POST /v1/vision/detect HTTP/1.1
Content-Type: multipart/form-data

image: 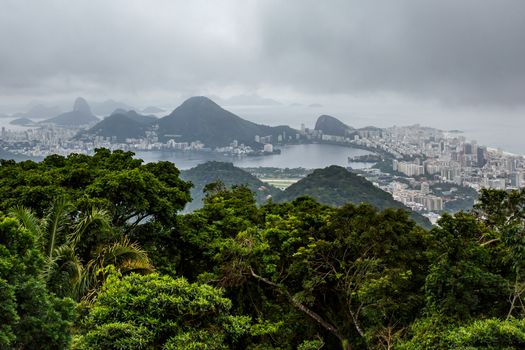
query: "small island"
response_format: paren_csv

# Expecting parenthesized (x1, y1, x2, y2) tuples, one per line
(9, 117, 35, 126)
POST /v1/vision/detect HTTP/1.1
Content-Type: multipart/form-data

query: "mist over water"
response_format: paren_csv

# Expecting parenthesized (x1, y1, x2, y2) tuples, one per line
(2, 102, 524, 156)
(226, 105, 525, 155)
(0, 117, 36, 132)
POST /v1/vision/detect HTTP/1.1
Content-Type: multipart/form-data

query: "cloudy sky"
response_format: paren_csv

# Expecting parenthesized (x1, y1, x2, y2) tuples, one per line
(1, 0, 525, 138)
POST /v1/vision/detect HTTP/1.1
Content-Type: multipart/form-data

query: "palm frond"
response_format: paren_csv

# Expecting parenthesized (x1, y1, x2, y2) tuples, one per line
(10, 206, 45, 248)
(44, 244, 84, 298)
(45, 197, 73, 258)
(117, 258, 155, 275)
(79, 237, 153, 302)
(99, 237, 153, 270)
(68, 207, 112, 248)
(77, 260, 99, 301)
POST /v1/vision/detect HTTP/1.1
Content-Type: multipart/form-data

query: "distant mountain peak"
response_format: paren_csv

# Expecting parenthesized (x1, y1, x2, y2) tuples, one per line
(185, 95, 213, 103)
(180, 96, 221, 108)
(169, 96, 227, 119)
(111, 108, 128, 116)
(318, 114, 336, 121)
(316, 114, 347, 125)
(73, 97, 92, 115)
(314, 115, 354, 137)
(41, 97, 98, 126)
(157, 96, 298, 147)
(91, 99, 134, 116)
(141, 106, 165, 114)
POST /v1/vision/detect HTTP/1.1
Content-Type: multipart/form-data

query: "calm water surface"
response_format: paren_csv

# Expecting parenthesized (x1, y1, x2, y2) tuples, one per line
(135, 143, 374, 170)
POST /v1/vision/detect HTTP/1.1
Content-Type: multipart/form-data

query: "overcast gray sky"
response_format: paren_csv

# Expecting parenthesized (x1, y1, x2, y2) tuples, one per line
(1, 0, 524, 113)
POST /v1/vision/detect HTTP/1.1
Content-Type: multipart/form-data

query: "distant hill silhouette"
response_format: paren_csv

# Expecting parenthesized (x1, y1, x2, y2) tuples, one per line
(217, 94, 282, 106)
(180, 161, 281, 212)
(91, 99, 134, 116)
(42, 97, 99, 126)
(141, 106, 165, 114)
(109, 109, 157, 124)
(79, 110, 156, 141)
(273, 165, 431, 228)
(156, 96, 297, 147)
(314, 115, 354, 136)
(12, 104, 62, 120)
(9, 117, 34, 126)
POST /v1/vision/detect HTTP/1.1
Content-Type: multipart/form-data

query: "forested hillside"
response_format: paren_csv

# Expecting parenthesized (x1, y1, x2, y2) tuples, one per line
(274, 165, 431, 228)
(180, 161, 281, 212)
(1, 149, 525, 349)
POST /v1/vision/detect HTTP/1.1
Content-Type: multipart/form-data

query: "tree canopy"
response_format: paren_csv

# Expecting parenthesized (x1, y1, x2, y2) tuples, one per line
(2, 150, 525, 349)
(0, 149, 191, 227)
(74, 269, 278, 350)
(0, 215, 75, 349)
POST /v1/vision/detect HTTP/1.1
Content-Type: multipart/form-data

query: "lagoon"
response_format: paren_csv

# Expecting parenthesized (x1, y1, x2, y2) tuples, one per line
(135, 143, 374, 170)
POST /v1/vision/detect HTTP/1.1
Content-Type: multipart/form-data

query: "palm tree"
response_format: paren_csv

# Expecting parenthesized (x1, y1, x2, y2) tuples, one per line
(11, 199, 153, 301)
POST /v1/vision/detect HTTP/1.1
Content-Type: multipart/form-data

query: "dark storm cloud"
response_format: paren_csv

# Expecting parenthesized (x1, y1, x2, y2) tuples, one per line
(0, 0, 524, 106)
(255, 0, 525, 105)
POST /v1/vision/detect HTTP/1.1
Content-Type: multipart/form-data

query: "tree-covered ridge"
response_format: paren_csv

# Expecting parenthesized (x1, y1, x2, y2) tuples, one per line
(180, 161, 281, 212)
(2, 150, 525, 349)
(274, 165, 431, 228)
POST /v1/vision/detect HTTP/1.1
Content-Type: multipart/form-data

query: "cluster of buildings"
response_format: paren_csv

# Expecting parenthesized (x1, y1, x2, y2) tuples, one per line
(0, 124, 283, 158)
(313, 124, 525, 215)
(325, 124, 525, 192)
(374, 126, 525, 192)
(384, 181, 443, 212)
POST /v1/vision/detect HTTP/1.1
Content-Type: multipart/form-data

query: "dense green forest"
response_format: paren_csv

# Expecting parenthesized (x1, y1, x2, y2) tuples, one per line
(1, 149, 525, 349)
(273, 166, 431, 228)
(180, 161, 281, 212)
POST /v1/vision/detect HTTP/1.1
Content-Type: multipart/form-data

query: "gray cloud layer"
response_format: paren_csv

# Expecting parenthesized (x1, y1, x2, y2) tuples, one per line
(1, 0, 524, 106)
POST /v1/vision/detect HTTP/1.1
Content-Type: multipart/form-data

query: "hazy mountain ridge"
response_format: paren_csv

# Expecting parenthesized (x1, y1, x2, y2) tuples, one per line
(78, 110, 156, 141)
(156, 96, 298, 147)
(76, 96, 298, 147)
(42, 97, 99, 126)
(141, 106, 165, 114)
(109, 109, 157, 124)
(11, 104, 63, 120)
(91, 99, 135, 116)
